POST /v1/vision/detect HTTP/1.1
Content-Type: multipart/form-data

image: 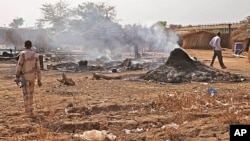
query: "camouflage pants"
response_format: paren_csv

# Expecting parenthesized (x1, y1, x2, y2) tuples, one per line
(22, 80, 35, 114)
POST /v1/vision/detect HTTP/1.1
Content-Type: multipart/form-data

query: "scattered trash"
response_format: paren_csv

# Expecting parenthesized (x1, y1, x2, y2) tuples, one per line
(182, 121, 188, 125)
(123, 129, 131, 134)
(123, 128, 145, 134)
(161, 123, 179, 129)
(72, 130, 116, 141)
(167, 93, 175, 97)
(134, 128, 144, 133)
(240, 78, 245, 81)
(128, 107, 138, 114)
(190, 105, 198, 109)
(150, 123, 157, 128)
(207, 87, 217, 97)
(216, 100, 229, 106)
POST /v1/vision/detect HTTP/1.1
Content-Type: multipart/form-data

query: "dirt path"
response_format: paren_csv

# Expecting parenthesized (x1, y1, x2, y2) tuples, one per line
(0, 49, 250, 141)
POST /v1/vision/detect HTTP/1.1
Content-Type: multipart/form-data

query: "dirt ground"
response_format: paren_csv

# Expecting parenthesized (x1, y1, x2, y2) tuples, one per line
(0, 49, 250, 141)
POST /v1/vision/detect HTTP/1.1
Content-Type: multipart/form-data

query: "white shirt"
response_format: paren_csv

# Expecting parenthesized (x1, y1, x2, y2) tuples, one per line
(209, 36, 222, 51)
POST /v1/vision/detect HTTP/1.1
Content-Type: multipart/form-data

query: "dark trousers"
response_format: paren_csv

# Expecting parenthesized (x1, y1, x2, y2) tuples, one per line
(210, 50, 225, 67)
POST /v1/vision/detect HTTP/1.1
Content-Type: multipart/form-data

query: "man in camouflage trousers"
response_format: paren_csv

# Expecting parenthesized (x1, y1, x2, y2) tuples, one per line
(15, 40, 42, 115)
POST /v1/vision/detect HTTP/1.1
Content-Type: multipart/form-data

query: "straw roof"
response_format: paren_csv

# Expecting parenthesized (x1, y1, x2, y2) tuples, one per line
(181, 30, 215, 49)
(182, 30, 215, 38)
(232, 20, 250, 41)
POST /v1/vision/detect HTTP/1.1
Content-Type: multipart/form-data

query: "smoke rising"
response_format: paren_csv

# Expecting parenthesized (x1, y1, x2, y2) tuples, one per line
(51, 21, 181, 63)
(2, 2, 181, 63)
(2, 22, 180, 64)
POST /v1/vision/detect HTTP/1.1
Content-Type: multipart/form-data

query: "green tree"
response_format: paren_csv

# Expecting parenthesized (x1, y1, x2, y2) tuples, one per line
(158, 21, 167, 27)
(69, 2, 116, 31)
(38, 0, 70, 32)
(9, 17, 24, 28)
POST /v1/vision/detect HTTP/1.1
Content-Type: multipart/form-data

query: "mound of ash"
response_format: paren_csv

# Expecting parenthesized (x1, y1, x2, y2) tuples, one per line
(140, 48, 245, 83)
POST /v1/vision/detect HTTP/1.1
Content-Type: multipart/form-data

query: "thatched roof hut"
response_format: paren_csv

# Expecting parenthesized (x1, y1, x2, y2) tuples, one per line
(232, 20, 250, 51)
(181, 30, 229, 49)
(181, 30, 215, 49)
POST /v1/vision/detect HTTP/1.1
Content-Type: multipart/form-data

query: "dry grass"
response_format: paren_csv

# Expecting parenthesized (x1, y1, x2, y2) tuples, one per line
(153, 86, 250, 138)
(1, 49, 250, 140)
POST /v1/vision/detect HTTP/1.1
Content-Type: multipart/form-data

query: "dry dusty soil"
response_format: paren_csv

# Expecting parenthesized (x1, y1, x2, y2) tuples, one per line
(0, 49, 250, 141)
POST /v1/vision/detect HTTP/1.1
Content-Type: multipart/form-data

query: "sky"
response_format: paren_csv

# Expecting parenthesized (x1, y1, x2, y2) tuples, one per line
(0, 0, 249, 27)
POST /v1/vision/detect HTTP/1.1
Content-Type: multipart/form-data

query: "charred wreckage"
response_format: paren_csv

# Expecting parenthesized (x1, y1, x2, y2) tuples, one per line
(43, 47, 246, 84)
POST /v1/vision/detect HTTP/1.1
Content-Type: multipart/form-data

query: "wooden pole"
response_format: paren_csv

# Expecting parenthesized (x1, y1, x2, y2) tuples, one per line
(228, 24, 232, 49)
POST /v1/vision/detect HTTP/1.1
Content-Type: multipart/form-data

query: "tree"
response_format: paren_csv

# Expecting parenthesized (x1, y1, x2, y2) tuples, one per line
(69, 2, 116, 31)
(9, 17, 24, 28)
(245, 16, 250, 22)
(158, 21, 167, 27)
(35, 21, 44, 29)
(38, 0, 70, 32)
(37, 1, 116, 32)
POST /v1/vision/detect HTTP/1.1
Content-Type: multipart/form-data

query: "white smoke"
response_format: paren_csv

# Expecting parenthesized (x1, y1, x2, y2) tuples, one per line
(47, 18, 181, 63)
(50, 22, 181, 62)
(140, 24, 180, 53)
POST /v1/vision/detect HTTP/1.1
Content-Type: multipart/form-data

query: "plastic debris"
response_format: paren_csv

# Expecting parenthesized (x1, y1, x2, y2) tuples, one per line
(134, 128, 144, 133)
(207, 87, 217, 97)
(123, 129, 131, 134)
(72, 130, 116, 141)
(161, 123, 179, 129)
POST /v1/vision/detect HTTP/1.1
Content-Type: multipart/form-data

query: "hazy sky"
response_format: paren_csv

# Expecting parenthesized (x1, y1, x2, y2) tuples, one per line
(0, 0, 249, 27)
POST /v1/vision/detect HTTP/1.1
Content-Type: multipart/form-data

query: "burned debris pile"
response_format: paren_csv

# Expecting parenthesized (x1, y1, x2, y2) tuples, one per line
(140, 48, 246, 83)
(47, 57, 151, 72)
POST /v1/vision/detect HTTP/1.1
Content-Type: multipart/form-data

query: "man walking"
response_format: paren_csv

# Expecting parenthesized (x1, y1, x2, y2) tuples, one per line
(209, 32, 227, 69)
(15, 40, 42, 115)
